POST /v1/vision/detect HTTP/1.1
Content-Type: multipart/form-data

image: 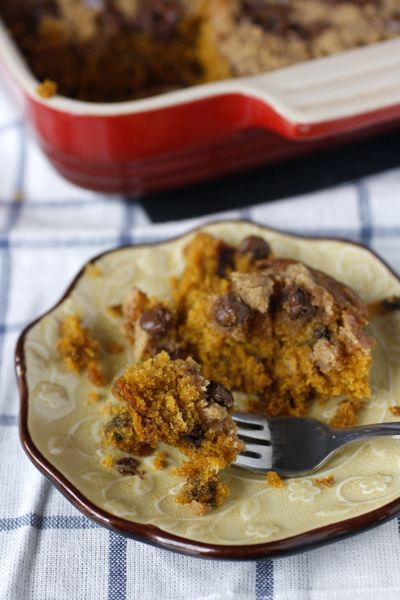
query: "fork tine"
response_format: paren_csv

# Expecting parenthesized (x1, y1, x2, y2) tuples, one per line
(233, 411, 272, 442)
(234, 444, 273, 473)
(235, 425, 271, 442)
(233, 411, 268, 427)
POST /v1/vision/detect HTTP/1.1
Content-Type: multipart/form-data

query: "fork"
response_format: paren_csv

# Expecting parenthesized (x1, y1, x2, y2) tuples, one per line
(232, 411, 400, 478)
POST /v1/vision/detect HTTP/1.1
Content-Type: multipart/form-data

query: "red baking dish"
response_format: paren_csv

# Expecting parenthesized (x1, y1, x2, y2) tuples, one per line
(1, 15, 400, 194)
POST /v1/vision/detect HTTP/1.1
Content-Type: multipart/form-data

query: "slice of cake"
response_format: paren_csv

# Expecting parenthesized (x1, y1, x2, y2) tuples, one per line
(122, 232, 376, 417)
(106, 350, 245, 515)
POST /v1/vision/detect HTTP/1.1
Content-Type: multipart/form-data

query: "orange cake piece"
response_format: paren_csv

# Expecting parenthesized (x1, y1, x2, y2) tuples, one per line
(328, 398, 366, 428)
(57, 313, 106, 386)
(102, 405, 153, 457)
(108, 351, 245, 515)
(122, 232, 376, 417)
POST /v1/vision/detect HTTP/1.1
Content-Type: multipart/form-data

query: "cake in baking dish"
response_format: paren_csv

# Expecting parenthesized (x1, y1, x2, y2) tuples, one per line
(122, 232, 376, 417)
(1, 0, 400, 102)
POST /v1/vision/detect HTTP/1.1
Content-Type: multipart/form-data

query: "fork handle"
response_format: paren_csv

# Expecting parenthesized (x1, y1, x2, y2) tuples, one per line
(330, 422, 400, 450)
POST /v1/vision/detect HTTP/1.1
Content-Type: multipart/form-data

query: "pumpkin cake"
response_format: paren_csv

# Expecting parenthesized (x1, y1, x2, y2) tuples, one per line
(105, 350, 245, 515)
(57, 230, 377, 514)
(2, 0, 400, 102)
(122, 232, 376, 417)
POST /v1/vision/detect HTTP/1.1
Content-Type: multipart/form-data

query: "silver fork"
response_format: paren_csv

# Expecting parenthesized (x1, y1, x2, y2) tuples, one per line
(232, 411, 400, 478)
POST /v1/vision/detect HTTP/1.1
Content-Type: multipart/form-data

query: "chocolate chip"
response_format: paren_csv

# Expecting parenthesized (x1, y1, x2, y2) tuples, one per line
(116, 457, 142, 476)
(217, 245, 235, 278)
(135, 0, 183, 41)
(313, 324, 331, 341)
(237, 236, 271, 261)
(214, 293, 252, 327)
(239, 0, 313, 40)
(187, 478, 218, 502)
(206, 380, 234, 410)
(103, 412, 132, 442)
(183, 424, 204, 448)
(382, 296, 400, 311)
(147, 338, 184, 360)
(139, 306, 173, 338)
(283, 285, 315, 319)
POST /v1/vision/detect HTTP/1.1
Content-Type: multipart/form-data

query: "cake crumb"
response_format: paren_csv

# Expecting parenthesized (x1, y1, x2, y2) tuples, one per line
(107, 305, 123, 319)
(315, 474, 335, 487)
(153, 451, 166, 471)
(85, 390, 100, 405)
(36, 79, 58, 98)
(107, 342, 124, 354)
(102, 406, 153, 456)
(267, 471, 285, 488)
(102, 401, 113, 416)
(389, 406, 400, 417)
(329, 399, 366, 428)
(153, 452, 165, 471)
(86, 360, 107, 387)
(57, 313, 106, 386)
(102, 453, 114, 467)
(85, 263, 103, 278)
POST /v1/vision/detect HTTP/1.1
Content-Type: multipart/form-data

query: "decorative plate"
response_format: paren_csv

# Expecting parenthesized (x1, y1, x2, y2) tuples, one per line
(16, 220, 400, 559)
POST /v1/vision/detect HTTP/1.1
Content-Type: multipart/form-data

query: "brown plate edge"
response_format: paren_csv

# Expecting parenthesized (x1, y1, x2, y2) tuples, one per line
(15, 219, 400, 560)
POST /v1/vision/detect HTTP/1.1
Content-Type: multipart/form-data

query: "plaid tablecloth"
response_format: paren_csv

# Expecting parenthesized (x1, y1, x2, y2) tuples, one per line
(2, 73, 400, 600)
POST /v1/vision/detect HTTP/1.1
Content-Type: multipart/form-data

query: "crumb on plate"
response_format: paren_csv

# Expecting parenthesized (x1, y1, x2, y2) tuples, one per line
(57, 313, 106, 386)
(102, 453, 114, 468)
(85, 263, 103, 278)
(267, 471, 285, 488)
(36, 79, 58, 98)
(315, 474, 335, 487)
(329, 398, 366, 428)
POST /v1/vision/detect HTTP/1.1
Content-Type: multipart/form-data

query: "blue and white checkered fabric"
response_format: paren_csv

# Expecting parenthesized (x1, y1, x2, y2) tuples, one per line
(2, 72, 400, 600)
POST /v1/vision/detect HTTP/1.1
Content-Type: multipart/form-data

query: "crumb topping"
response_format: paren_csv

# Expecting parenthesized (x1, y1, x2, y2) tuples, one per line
(315, 474, 335, 487)
(267, 471, 285, 488)
(329, 398, 366, 428)
(36, 79, 58, 98)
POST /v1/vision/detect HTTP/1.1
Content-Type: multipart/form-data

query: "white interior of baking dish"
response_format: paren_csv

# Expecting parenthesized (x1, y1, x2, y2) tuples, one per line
(1, 16, 400, 124)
